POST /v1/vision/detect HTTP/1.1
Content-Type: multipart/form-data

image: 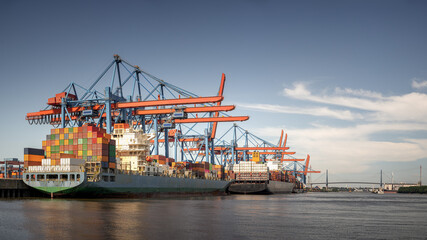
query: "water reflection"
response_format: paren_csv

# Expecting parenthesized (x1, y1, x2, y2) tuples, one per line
(1, 193, 425, 239)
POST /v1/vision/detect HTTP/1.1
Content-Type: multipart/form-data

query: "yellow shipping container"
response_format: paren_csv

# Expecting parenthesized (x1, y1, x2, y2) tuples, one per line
(73, 127, 79, 133)
(46, 152, 51, 158)
(69, 133, 73, 139)
(88, 132, 92, 138)
(88, 150, 92, 156)
(97, 138, 102, 144)
(60, 134, 64, 140)
(42, 141, 46, 147)
(78, 150, 82, 156)
(64, 139, 68, 145)
(24, 155, 29, 161)
(55, 129, 60, 134)
(47, 146, 51, 152)
(64, 128, 69, 133)
(55, 140, 59, 145)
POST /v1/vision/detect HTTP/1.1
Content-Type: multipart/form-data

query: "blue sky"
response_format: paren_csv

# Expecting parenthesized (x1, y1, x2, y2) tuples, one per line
(1, 0, 426, 184)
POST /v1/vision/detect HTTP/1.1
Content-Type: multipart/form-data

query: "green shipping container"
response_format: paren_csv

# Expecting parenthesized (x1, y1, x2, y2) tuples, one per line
(83, 138, 87, 144)
(59, 140, 64, 145)
(68, 127, 73, 133)
(78, 139, 83, 144)
(69, 139, 73, 145)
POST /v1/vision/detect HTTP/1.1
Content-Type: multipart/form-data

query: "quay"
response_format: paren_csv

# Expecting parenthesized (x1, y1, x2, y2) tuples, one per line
(0, 179, 43, 198)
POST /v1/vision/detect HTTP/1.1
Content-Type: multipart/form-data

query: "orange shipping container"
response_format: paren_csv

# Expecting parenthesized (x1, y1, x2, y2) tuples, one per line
(24, 154, 43, 162)
(60, 153, 76, 159)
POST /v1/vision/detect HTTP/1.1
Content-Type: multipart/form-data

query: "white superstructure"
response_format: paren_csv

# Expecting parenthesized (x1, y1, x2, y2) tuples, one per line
(112, 125, 154, 171)
(266, 160, 283, 171)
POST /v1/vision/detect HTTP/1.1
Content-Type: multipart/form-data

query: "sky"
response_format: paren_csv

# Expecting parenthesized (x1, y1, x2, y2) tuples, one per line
(1, 0, 426, 185)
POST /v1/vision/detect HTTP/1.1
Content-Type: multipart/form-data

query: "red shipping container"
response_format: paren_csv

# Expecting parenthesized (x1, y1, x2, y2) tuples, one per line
(88, 125, 99, 132)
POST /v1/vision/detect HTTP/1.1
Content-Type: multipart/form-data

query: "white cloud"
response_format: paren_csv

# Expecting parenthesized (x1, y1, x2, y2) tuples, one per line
(282, 82, 427, 123)
(334, 87, 383, 99)
(238, 81, 427, 179)
(412, 78, 427, 89)
(251, 123, 427, 174)
(238, 103, 362, 120)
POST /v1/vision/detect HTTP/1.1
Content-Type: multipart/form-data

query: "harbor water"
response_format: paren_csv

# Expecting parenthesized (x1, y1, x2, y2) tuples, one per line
(1, 192, 427, 239)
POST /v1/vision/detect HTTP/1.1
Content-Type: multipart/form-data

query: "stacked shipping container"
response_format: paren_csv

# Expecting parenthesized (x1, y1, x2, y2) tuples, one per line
(232, 161, 269, 181)
(269, 170, 285, 181)
(24, 124, 116, 171)
(24, 149, 44, 167)
(28, 158, 85, 172)
(168, 161, 225, 180)
(148, 155, 175, 165)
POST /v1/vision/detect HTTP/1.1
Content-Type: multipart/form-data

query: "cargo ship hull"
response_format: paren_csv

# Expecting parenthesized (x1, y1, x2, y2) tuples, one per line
(23, 172, 232, 198)
(228, 180, 295, 194)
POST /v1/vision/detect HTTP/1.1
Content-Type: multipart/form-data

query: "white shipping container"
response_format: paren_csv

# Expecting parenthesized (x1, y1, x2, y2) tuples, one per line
(60, 158, 85, 166)
(58, 165, 81, 172)
(42, 158, 52, 166)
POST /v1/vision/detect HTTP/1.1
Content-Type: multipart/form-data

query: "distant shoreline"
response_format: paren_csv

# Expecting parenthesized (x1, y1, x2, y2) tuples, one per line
(398, 186, 427, 194)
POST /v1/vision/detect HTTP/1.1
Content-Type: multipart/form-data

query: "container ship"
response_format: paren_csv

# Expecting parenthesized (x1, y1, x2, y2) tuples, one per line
(227, 161, 296, 194)
(22, 124, 231, 198)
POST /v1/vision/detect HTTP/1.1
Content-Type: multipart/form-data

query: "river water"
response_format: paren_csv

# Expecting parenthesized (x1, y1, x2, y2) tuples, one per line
(1, 192, 426, 240)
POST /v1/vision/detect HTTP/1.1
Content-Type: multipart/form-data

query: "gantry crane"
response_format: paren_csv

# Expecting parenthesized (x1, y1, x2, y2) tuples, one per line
(25, 55, 320, 184)
(26, 55, 248, 163)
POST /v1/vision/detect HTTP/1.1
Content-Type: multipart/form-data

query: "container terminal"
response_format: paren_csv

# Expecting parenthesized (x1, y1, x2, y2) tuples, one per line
(1, 55, 319, 198)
